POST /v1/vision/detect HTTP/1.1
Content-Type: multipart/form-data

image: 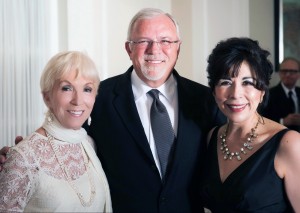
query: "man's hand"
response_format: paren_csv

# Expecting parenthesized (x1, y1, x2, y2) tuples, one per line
(0, 136, 23, 171)
(15, 136, 23, 144)
(0, 146, 10, 171)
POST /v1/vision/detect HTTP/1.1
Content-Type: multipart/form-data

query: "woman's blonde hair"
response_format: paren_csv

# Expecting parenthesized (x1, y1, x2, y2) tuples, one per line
(40, 51, 100, 94)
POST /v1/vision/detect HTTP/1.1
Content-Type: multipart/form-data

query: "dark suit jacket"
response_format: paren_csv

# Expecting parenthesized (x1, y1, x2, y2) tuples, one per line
(88, 66, 225, 213)
(263, 83, 300, 131)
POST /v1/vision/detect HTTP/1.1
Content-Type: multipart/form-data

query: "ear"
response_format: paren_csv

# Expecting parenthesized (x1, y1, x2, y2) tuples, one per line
(212, 88, 216, 97)
(177, 41, 181, 54)
(260, 91, 265, 103)
(125, 42, 133, 60)
(43, 92, 51, 108)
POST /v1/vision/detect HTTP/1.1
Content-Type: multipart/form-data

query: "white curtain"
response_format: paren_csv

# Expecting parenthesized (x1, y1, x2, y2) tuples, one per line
(0, 0, 58, 146)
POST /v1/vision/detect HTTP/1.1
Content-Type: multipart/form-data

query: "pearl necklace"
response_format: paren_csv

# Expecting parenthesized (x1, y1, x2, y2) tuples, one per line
(46, 132, 96, 207)
(220, 119, 260, 161)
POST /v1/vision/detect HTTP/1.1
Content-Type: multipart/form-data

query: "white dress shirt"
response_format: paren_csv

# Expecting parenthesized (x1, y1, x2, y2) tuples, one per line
(131, 70, 178, 177)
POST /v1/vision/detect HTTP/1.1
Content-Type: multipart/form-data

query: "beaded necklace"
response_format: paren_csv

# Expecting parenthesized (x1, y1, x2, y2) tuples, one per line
(220, 118, 260, 161)
(46, 132, 96, 207)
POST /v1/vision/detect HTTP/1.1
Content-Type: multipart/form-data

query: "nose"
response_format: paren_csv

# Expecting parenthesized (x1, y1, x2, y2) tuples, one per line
(229, 83, 241, 98)
(71, 91, 83, 106)
(146, 41, 161, 52)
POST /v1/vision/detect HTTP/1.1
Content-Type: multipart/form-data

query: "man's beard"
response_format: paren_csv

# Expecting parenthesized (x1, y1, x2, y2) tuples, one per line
(141, 65, 166, 81)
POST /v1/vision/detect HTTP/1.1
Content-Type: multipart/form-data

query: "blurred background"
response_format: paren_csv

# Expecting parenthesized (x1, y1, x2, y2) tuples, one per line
(1, 0, 298, 145)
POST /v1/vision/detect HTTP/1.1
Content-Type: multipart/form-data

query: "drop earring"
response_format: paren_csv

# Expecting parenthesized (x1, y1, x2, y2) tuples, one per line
(88, 116, 92, 126)
(46, 111, 53, 124)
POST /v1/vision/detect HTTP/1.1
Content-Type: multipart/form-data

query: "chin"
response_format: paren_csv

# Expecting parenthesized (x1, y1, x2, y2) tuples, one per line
(70, 126, 82, 130)
(145, 71, 165, 81)
(63, 122, 83, 130)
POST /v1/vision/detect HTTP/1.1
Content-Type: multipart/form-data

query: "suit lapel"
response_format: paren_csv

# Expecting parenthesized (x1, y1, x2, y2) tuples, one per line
(295, 87, 300, 108)
(165, 72, 203, 179)
(278, 84, 295, 114)
(113, 67, 155, 161)
(278, 84, 289, 103)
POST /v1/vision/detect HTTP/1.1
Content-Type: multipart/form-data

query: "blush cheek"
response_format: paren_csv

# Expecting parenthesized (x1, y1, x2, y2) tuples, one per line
(246, 91, 262, 111)
(214, 98, 226, 113)
(214, 92, 225, 105)
(247, 91, 261, 102)
(84, 97, 96, 115)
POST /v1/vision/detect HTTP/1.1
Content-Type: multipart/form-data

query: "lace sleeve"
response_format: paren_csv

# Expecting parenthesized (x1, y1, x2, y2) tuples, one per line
(0, 147, 39, 212)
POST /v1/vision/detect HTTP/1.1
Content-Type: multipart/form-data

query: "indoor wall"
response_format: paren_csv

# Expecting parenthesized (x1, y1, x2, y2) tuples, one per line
(1, 0, 276, 145)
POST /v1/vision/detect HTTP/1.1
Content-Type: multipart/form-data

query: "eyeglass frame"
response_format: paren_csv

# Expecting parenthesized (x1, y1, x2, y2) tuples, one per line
(279, 69, 300, 75)
(127, 39, 181, 49)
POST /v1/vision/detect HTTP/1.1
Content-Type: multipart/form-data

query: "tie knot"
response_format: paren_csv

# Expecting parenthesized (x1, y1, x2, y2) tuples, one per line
(288, 90, 293, 97)
(148, 89, 160, 100)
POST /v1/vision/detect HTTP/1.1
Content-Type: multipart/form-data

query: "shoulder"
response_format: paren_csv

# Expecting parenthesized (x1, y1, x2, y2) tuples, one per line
(4, 133, 43, 170)
(269, 84, 282, 93)
(174, 72, 213, 101)
(174, 71, 210, 91)
(275, 129, 300, 177)
(9, 132, 46, 161)
(12, 132, 42, 151)
(278, 130, 300, 152)
(99, 73, 126, 91)
(96, 69, 133, 102)
(207, 125, 224, 145)
(207, 127, 216, 145)
(260, 117, 294, 141)
(100, 67, 133, 89)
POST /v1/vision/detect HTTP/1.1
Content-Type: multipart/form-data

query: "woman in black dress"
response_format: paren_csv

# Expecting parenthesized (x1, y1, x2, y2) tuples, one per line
(199, 37, 300, 212)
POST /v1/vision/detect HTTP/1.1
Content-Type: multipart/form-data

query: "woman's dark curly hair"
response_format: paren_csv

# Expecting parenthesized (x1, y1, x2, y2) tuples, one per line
(206, 37, 273, 110)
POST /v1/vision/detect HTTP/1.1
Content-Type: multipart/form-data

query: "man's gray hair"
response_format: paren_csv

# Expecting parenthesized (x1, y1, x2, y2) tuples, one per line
(127, 8, 181, 40)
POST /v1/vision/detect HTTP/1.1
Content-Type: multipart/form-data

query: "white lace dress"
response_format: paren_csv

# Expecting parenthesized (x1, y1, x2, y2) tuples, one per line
(0, 132, 112, 212)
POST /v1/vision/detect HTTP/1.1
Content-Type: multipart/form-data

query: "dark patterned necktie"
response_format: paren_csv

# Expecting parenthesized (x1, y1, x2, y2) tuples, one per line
(288, 90, 295, 113)
(148, 89, 175, 178)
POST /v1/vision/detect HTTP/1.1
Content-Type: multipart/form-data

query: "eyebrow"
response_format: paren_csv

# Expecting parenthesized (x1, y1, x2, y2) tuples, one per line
(220, 76, 256, 81)
(59, 80, 95, 86)
(58, 80, 71, 85)
(242, 77, 256, 81)
(134, 36, 174, 40)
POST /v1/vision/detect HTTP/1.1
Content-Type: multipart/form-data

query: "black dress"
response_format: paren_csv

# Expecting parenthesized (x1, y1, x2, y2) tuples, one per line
(198, 127, 293, 213)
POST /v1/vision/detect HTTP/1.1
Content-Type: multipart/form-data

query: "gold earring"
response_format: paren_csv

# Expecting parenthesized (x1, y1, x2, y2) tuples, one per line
(260, 96, 264, 103)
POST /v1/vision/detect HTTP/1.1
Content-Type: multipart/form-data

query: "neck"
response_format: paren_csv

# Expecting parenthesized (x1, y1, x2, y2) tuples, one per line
(226, 116, 262, 138)
(42, 111, 87, 144)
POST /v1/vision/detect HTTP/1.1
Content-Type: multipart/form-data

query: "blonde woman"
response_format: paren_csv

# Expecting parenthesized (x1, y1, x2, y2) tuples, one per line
(0, 51, 112, 212)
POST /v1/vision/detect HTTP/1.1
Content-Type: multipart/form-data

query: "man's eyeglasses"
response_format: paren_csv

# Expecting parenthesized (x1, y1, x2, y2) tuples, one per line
(128, 40, 180, 49)
(279, 69, 300, 75)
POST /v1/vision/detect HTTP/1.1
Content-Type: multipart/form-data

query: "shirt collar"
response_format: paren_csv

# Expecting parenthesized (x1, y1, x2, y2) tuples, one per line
(131, 69, 177, 102)
(281, 82, 295, 95)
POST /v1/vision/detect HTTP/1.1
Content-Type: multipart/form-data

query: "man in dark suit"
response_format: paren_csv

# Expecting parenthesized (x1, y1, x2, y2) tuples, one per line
(0, 8, 225, 213)
(88, 8, 225, 213)
(263, 57, 300, 131)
